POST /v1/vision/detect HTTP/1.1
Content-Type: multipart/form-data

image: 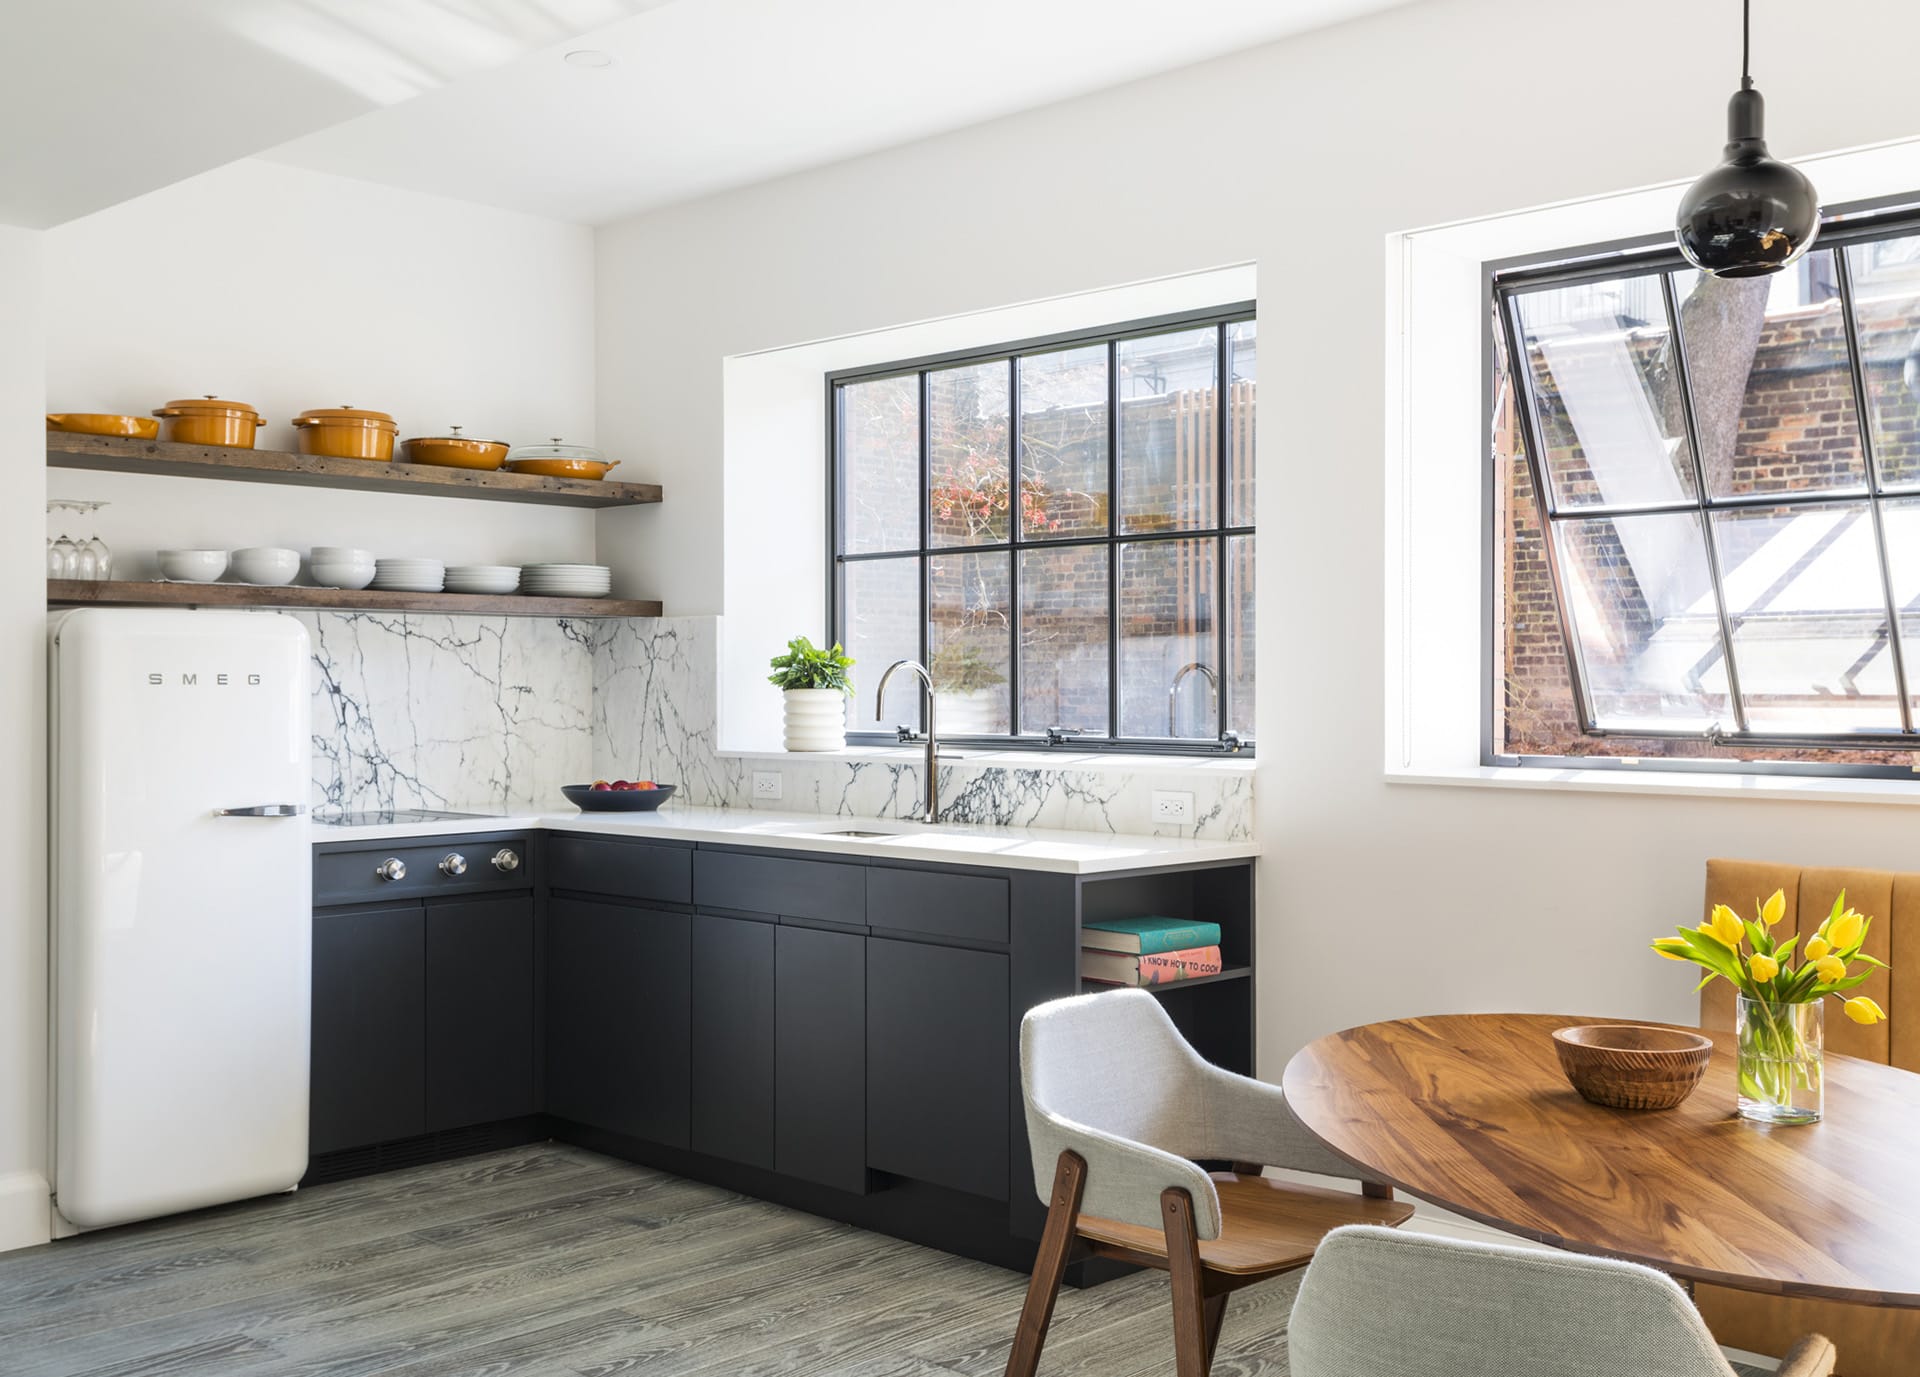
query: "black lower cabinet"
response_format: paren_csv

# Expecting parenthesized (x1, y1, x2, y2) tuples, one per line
(311, 904, 427, 1155)
(544, 897, 691, 1147)
(775, 924, 867, 1193)
(866, 937, 1010, 1202)
(689, 913, 776, 1168)
(425, 896, 536, 1132)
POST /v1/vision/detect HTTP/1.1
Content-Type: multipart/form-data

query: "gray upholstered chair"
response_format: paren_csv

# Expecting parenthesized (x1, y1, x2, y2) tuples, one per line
(1004, 989, 1413, 1377)
(1290, 1226, 1838, 1377)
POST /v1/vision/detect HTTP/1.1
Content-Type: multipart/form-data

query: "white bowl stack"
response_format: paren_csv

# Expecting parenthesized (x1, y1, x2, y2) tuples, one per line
(310, 546, 376, 590)
(443, 565, 521, 595)
(371, 557, 446, 593)
(520, 563, 612, 599)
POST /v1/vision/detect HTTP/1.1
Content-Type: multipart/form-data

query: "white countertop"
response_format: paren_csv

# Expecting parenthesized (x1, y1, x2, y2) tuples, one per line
(312, 805, 1258, 874)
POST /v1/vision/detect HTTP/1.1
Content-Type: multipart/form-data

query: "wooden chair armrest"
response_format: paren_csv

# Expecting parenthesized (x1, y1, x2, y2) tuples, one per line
(1773, 1333, 1837, 1377)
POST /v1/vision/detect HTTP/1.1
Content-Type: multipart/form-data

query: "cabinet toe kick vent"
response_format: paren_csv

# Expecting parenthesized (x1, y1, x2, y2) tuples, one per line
(302, 1119, 544, 1186)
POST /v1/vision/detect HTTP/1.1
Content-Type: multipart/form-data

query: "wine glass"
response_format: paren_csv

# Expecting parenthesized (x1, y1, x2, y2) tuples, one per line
(46, 502, 81, 579)
(47, 500, 111, 581)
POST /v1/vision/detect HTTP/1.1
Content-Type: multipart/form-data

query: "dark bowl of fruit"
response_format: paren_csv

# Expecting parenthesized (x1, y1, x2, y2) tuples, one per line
(563, 781, 677, 812)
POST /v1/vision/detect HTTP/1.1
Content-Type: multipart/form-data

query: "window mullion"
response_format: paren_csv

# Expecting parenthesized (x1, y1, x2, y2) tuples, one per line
(1107, 337, 1121, 741)
(1658, 271, 1750, 735)
(1497, 291, 1602, 731)
(1214, 321, 1230, 741)
(1008, 355, 1022, 737)
(918, 370, 931, 736)
(1832, 247, 1915, 733)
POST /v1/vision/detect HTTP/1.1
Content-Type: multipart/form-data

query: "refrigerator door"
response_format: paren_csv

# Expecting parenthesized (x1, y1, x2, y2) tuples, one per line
(52, 608, 312, 1229)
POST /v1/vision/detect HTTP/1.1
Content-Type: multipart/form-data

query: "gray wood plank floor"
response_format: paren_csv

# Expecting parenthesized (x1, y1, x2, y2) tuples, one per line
(0, 1145, 1305, 1377)
(0, 1145, 1776, 1377)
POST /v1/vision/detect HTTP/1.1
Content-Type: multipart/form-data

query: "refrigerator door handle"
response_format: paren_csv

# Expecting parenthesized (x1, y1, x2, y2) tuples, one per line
(213, 804, 309, 818)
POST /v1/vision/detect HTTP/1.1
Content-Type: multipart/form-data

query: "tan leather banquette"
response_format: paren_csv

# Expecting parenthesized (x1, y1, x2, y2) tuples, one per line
(1698, 859, 1916, 1377)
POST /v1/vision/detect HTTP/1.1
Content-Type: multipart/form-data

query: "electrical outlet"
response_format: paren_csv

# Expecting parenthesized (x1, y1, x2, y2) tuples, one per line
(752, 771, 783, 801)
(1151, 790, 1194, 823)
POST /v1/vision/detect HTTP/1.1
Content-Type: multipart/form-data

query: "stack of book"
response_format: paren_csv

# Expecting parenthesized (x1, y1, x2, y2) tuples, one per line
(1081, 915, 1224, 987)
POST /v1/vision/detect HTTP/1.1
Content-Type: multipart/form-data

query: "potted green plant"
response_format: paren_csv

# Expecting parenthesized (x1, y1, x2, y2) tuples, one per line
(768, 635, 855, 751)
(930, 640, 1007, 736)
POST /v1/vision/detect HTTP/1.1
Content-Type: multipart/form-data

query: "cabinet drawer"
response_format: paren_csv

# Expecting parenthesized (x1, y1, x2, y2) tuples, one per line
(546, 834, 692, 906)
(693, 850, 864, 924)
(315, 837, 532, 906)
(866, 867, 1008, 945)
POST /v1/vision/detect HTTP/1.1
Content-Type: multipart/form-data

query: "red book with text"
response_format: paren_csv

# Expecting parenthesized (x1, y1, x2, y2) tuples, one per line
(1081, 945, 1223, 987)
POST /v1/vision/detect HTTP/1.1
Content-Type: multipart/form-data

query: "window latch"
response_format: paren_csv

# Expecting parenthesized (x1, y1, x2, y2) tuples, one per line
(1219, 731, 1247, 754)
(894, 725, 921, 744)
(1044, 726, 1084, 746)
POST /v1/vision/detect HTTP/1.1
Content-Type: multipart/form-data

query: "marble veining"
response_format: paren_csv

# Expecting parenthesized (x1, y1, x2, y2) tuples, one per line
(301, 611, 592, 813)
(590, 617, 1255, 840)
(290, 609, 1252, 839)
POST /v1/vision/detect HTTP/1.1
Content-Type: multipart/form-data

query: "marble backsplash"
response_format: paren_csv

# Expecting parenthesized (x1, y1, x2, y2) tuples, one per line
(298, 611, 1252, 840)
(300, 611, 593, 814)
(591, 618, 1254, 841)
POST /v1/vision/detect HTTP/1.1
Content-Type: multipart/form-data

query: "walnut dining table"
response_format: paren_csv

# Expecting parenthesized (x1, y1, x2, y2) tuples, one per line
(1280, 1013, 1920, 1308)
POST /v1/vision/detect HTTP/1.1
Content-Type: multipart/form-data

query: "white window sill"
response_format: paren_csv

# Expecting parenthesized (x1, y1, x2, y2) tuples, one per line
(1389, 763, 1920, 807)
(718, 745, 1257, 776)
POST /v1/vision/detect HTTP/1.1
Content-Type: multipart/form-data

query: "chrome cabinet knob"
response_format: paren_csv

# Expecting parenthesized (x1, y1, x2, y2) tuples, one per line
(439, 853, 468, 877)
(491, 848, 521, 873)
(375, 858, 407, 881)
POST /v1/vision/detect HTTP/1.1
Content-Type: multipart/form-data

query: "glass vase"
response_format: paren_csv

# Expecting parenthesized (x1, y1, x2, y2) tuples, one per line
(1735, 995, 1823, 1124)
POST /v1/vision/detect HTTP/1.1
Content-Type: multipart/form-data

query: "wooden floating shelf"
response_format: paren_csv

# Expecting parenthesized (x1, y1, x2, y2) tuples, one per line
(47, 434, 663, 509)
(48, 580, 662, 619)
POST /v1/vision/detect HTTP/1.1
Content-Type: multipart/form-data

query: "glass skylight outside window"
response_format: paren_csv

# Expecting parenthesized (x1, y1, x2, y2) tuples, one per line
(831, 307, 1255, 753)
(1495, 215, 1920, 763)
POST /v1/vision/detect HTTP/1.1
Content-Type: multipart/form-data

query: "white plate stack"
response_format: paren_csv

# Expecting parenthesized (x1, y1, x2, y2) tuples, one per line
(521, 563, 612, 599)
(371, 558, 446, 593)
(443, 565, 521, 595)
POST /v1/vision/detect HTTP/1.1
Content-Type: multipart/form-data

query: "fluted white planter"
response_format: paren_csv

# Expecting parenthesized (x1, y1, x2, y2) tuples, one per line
(782, 688, 848, 751)
(935, 689, 998, 737)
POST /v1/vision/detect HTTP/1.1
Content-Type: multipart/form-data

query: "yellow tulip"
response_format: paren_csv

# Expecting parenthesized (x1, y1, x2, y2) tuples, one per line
(1760, 889, 1786, 927)
(1748, 953, 1779, 982)
(1701, 905, 1744, 948)
(1804, 936, 1831, 962)
(1652, 937, 1688, 961)
(1814, 955, 1848, 984)
(1826, 909, 1866, 952)
(1843, 996, 1887, 1026)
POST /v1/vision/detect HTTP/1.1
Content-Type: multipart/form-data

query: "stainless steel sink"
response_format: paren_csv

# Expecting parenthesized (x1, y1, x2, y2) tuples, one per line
(809, 829, 898, 839)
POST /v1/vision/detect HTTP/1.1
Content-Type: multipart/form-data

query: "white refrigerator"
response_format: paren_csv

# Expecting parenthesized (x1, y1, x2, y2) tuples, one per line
(50, 608, 313, 1231)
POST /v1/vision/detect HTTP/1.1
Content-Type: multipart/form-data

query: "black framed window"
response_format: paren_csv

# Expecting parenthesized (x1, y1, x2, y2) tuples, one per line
(830, 304, 1256, 754)
(1492, 200, 1920, 770)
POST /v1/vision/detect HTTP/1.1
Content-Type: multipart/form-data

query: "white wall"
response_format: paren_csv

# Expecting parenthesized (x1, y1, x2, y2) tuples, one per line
(594, 0, 1920, 1074)
(0, 225, 47, 1251)
(44, 159, 600, 579)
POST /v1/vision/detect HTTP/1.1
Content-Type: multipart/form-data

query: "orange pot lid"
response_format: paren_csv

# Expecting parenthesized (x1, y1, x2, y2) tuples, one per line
(408, 425, 507, 447)
(293, 405, 397, 431)
(155, 395, 262, 419)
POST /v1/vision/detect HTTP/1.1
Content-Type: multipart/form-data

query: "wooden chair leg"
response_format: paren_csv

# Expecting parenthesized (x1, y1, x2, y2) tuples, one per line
(1202, 1293, 1228, 1368)
(1004, 1152, 1087, 1377)
(1162, 1187, 1213, 1377)
(1362, 1181, 1394, 1200)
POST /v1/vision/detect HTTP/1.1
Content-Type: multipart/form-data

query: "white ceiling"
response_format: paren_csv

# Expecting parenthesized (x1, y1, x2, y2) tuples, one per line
(264, 0, 1420, 226)
(1, 0, 666, 228)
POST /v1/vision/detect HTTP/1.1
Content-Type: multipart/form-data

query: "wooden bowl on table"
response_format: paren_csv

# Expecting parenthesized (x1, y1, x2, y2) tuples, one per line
(1551, 1023, 1713, 1110)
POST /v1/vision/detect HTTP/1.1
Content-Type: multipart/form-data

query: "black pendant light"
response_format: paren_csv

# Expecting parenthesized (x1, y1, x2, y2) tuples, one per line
(1675, 0, 1820, 278)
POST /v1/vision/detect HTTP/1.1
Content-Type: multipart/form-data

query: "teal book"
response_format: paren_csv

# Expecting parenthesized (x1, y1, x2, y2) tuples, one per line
(1082, 915, 1223, 956)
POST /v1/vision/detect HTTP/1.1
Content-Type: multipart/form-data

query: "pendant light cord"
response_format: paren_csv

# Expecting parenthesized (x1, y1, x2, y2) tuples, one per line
(1742, 0, 1753, 90)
